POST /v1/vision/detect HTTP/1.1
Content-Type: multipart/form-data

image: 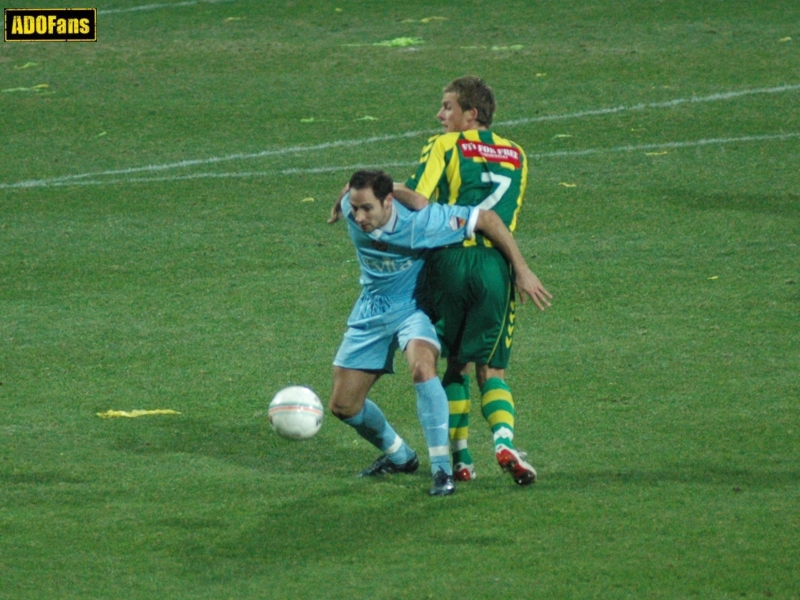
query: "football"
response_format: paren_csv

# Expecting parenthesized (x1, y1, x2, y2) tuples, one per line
(268, 386, 324, 440)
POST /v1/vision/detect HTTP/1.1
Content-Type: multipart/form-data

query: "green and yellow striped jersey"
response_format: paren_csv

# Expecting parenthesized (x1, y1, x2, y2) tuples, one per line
(405, 129, 527, 247)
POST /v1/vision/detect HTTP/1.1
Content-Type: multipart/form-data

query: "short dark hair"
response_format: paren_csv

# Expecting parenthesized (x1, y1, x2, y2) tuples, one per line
(444, 76, 496, 127)
(348, 169, 393, 201)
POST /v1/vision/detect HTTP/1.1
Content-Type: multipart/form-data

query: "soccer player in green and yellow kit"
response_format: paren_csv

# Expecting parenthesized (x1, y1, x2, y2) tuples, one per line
(394, 76, 552, 485)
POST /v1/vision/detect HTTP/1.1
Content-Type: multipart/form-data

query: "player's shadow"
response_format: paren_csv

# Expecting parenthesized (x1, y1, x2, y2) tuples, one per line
(109, 415, 379, 477)
(109, 416, 313, 473)
(169, 481, 463, 570)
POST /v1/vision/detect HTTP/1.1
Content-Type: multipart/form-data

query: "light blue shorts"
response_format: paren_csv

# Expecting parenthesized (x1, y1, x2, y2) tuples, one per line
(334, 306, 441, 374)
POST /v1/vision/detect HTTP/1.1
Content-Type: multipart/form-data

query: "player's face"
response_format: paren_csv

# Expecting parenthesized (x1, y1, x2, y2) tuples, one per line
(349, 187, 392, 232)
(437, 92, 477, 132)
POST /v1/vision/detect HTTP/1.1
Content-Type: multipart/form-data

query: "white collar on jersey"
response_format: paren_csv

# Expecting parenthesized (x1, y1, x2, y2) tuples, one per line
(370, 202, 399, 239)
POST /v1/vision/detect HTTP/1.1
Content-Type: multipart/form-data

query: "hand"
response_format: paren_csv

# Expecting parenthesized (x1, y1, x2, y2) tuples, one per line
(328, 183, 350, 224)
(515, 267, 552, 311)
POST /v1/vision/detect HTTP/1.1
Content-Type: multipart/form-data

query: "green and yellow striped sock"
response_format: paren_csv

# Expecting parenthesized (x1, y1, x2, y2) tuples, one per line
(444, 373, 473, 466)
(481, 377, 515, 451)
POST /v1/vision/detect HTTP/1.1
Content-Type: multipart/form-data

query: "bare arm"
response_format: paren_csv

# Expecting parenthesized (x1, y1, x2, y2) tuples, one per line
(474, 210, 553, 310)
(392, 183, 429, 210)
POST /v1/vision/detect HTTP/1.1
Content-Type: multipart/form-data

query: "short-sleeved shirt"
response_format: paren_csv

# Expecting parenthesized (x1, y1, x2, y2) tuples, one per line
(334, 194, 479, 372)
(405, 129, 527, 248)
(405, 129, 528, 367)
(340, 192, 478, 326)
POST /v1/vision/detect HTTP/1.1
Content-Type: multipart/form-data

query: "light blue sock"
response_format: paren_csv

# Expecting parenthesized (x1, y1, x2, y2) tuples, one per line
(343, 399, 414, 465)
(415, 378, 453, 475)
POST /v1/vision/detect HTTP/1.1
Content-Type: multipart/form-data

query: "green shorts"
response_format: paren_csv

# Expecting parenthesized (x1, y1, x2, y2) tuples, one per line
(418, 245, 515, 368)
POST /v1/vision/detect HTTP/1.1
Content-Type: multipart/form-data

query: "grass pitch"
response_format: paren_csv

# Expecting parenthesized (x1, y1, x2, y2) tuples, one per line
(1, 1, 799, 598)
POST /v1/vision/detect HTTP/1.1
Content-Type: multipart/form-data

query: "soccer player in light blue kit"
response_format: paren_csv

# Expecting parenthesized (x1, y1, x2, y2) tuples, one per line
(329, 169, 546, 496)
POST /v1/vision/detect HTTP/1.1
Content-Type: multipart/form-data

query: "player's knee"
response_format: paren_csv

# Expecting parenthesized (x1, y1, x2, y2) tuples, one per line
(409, 359, 437, 384)
(406, 340, 439, 383)
(476, 365, 506, 390)
(329, 396, 356, 420)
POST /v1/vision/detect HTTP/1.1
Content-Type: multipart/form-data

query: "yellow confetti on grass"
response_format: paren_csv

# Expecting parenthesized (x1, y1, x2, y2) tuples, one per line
(355, 115, 379, 121)
(14, 62, 38, 69)
(402, 16, 446, 23)
(301, 197, 315, 203)
(97, 409, 181, 418)
(345, 37, 424, 48)
(708, 276, 719, 280)
(558, 182, 577, 188)
(224, 17, 242, 21)
(2, 83, 50, 94)
(461, 45, 524, 51)
(779, 37, 792, 42)
(374, 37, 424, 47)
(645, 151, 669, 156)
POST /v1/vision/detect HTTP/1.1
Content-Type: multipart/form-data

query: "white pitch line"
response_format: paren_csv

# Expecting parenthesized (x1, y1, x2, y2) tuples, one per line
(29, 161, 419, 188)
(501, 83, 800, 127)
(98, 0, 240, 15)
(18, 133, 800, 189)
(1, 131, 428, 190)
(529, 131, 800, 159)
(2, 83, 799, 190)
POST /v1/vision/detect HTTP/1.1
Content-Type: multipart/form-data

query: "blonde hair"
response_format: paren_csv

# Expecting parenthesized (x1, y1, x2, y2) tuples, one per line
(444, 76, 496, 127)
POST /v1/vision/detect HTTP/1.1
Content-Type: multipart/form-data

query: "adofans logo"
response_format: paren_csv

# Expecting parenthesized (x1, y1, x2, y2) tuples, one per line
(5, 8, 96, 42)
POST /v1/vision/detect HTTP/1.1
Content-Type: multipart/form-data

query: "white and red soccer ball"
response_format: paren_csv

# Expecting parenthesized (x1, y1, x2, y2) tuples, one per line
(268, 386, 323, 440)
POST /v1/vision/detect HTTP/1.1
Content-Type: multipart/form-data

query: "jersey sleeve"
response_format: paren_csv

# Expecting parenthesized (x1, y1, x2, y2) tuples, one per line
(405, 203, 477, 249)
(340, 192, 363, 240)
(405, 134, 452, 200)
(340, 192, 353, 220)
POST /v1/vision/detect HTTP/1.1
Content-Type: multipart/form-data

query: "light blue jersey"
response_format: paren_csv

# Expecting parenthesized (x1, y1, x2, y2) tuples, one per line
(341, 193, 478, 323)
(334, 193, 478, 373)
